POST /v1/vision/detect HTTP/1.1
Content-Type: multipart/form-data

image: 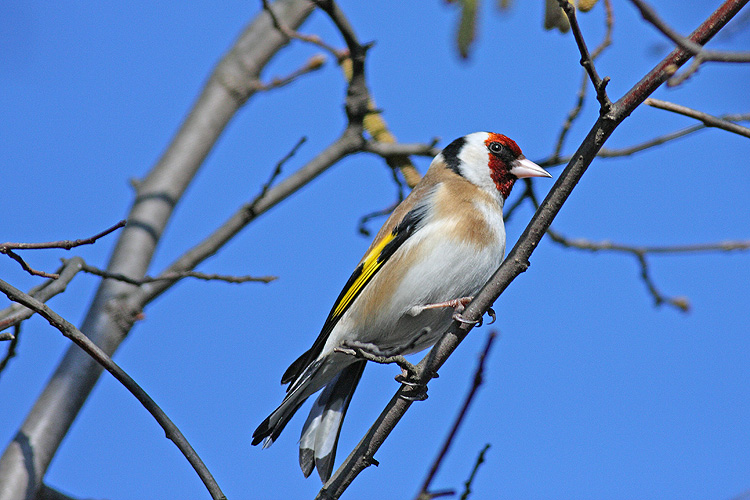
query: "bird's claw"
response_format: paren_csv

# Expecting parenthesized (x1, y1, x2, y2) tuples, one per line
(486, 307, 497, 325)
(399, 388, 429, 401)
(452, 311, 480, 325)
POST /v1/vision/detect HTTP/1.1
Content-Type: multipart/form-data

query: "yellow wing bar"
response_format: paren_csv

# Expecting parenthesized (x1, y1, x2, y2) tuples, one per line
(332, 231, 395, 317)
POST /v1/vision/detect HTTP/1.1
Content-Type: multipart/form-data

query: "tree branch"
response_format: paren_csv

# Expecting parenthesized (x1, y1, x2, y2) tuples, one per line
(0, 221, 126, 279)
(0, 279, 226, 500)
(0, 325, 20, 380)
(557, 0, 612, 113)
(539, 113, 750, 168)
(416, 332, 497, 500)
(645, 98, 750, 138)
(629, 0, 750, 85)
(459, 444, 491, 500)
(0, 258, 86, 333)
(552, 0, 614, 161)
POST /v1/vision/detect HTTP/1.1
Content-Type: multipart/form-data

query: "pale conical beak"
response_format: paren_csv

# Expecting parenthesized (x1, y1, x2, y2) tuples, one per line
(510, 157, 552, 179)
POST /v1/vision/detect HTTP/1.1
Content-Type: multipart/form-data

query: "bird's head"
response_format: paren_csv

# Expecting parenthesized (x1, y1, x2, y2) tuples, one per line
(439, 131, 551, 200)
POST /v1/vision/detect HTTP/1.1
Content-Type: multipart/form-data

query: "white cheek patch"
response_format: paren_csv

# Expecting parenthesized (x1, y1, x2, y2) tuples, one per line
(456, 132, 497, 195)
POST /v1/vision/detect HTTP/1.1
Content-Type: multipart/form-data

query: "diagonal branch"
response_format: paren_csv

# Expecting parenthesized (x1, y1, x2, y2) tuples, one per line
(630, 0, 750, 63)
(645, 98, 750, 138)
(0, 279, 226, 500)
(557, 0, 612, 113)
(416, 332, 497, 500)
(552, 0, 614, 161)
(628, 0, 750, 85)
(538, 113, 750, 168)
(0, 258, 86, 333)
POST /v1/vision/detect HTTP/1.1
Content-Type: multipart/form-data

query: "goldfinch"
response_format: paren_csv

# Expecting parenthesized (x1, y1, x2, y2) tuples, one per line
(252, 131, 551, 481)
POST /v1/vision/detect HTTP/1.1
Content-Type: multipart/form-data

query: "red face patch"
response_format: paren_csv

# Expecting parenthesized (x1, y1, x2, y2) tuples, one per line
(484, 133, 523, 199)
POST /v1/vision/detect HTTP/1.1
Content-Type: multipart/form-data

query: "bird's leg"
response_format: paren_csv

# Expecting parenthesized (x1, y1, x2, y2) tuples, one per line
(335, 341, 419, 379)
(334, 340, 429, 401)
(409, 296, 474, 316)
(410, 296, 496, 327)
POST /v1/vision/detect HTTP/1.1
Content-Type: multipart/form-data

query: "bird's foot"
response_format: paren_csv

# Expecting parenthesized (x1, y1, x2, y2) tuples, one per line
(335, 341, 418, 377)
(335, 341, 431, 401)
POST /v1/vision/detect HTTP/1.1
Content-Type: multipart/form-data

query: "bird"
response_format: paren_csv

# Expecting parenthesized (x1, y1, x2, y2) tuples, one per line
(252, 131, 551, 482)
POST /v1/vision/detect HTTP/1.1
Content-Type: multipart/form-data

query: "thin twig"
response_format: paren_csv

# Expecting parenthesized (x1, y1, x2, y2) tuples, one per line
(630, 0, 750, 62)
(538, 112, 750, 167)
(545, 228, 706, 311)
(645, 98, 750, 138)
(357, 201, 399, 237)
(546, 227, 750, 312)
(357, 163, 407, 236)
(552, 0, 614, 161)
(249, 136, 308, 213)
(629, 0, 750, 85)
(557, 0, 612, 113)
(0, 220, 126, 252)
(250, 54, 326, 91)
(262, 0, 346, 59)
(0, 257, 85, 332)
(459, 444, 491, 500)
(416, 332, 497, 500)
(0, 278, 227, 500)
(0, 325, 20, 379)
(363, 140, 439, 159)
(526, 183, 747, 312)
(0, 220, 126, 279)
(72, 260, 277, 286)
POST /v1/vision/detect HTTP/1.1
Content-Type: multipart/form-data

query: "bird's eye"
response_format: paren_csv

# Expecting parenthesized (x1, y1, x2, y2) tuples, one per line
(488, 142, 504, 154)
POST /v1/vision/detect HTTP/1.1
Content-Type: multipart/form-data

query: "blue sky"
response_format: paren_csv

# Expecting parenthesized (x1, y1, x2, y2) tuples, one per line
(2, 1, 749, 499)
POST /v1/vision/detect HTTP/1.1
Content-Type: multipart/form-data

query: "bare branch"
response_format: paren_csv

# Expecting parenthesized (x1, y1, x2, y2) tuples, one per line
(249, 136, 308, 213)
(539, 112, 750, 168)
(630, 0, 750, 62)
(0, 221, 126, 279)
(552, 0, 614, 161)
(250, 54, 326, 91)
(645, 98, 750, 138)
(357, 201, 400, 237)
(416, 332, 497, 500)
(71, 260, 278, 286)
(1, 250, 58, 279)
(0, 278, 227, 500)
(459, 444, 491, 500)
(0, 325, 20, 380)
(527, 183, 746, 312)
(629, 0, 750, 85)
(520, 170, 749, 313)
(262, 0, 346, 58)
(557, 0, 612, 113)
(0, 258, 85, 333)
(0, 220, 126, 252)
(363, 140, 440, 159)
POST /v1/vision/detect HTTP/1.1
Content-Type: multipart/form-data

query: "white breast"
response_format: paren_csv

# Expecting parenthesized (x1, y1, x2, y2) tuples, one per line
(326, 192, 506, 356)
